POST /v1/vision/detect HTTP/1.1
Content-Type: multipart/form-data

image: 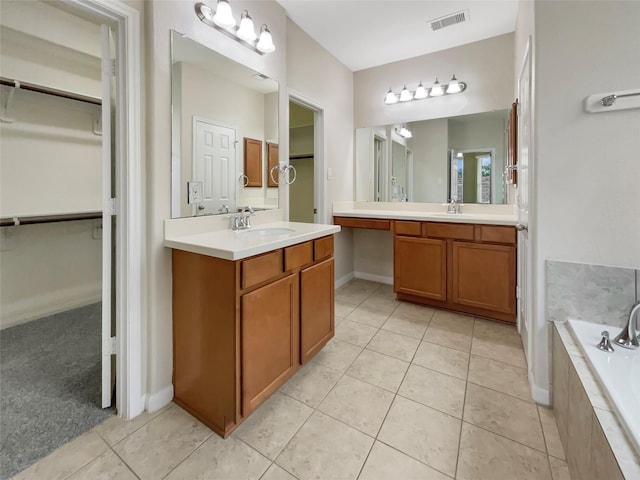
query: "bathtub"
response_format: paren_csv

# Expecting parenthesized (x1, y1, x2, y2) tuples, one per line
(567, 318, 640, 455)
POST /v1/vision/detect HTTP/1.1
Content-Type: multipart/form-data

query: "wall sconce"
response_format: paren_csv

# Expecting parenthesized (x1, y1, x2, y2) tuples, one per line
(385, 75, 466, 105)
(395, 126, 412, 138)
(195, 1, 276, 55)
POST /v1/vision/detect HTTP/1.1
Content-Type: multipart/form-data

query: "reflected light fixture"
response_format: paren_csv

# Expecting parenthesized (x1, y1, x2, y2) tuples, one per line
(195, 1, 276, 55)
(395, 125, 413, 138)
(384, 74, 467, 105)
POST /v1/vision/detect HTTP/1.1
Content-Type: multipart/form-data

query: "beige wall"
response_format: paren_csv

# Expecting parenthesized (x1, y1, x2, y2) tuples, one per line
(354, 33, 515, 128)
(409, 118, 449, 203)
(286, 18, 355, 283)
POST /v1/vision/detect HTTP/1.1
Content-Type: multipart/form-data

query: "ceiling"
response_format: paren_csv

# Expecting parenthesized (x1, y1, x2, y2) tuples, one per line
(276, 0, 519, 72)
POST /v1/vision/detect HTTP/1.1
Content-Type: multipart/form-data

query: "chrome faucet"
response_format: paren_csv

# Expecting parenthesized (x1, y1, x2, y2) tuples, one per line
(232, 206, 255, 230)
(613, 302, 640, 349)
(447, 199, 462, 214)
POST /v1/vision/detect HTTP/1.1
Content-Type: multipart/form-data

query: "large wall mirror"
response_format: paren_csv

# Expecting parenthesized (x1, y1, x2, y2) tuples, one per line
(355, 109, 510, 205)
(171, 31, 279, 218)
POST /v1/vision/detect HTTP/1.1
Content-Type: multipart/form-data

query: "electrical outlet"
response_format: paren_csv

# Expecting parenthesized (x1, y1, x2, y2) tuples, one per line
(187, 181, 203, 204)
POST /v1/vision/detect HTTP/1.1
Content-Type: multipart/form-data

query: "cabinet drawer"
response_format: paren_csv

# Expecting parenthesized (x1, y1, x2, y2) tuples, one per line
(314, 235, 334, 261)
(394, 221, 422, 236)
(334, 216, 390, 230)
(478, 225, 516, 245)
(425, 222, 474, 240)
(242, 250, 283, 289)
(285, 241, 313, 271)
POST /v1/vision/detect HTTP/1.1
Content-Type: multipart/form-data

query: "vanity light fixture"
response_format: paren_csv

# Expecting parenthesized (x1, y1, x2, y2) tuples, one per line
(195, 1, 276, 55)
(384, 74, 467, 105)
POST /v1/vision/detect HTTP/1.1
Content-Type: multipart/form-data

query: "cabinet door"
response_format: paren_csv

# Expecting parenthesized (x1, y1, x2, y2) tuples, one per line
(244, 137, 263, 187)
(394, 236, 446, 301)
(300, 258, 334, 364)
(451, 242, 516, 317)
(241, 274, 297, 416)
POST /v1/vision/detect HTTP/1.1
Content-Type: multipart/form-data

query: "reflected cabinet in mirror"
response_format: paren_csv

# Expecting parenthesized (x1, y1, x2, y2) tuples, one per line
(355, 109, 510, 205)
(171, 31, 279, 218)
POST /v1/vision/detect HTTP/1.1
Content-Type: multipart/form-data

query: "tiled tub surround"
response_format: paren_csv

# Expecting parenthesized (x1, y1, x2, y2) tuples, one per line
(13, 279, 572, 480)
(567, 319, 640, 455)
(546, 260, 639, 328)
(553, 322, 640, 480)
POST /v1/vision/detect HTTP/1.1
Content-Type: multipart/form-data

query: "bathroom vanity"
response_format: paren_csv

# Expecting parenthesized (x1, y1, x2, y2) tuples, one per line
(165, 219, 339, 437)
(334, 202, 518, 323)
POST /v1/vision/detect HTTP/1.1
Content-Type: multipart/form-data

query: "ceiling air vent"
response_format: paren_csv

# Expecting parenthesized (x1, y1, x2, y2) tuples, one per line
(429, 10, 469, 31)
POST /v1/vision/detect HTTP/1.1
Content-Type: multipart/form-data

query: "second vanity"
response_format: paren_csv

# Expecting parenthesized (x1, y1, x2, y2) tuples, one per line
(334, 201, 519, 323)
(165, 215, 340, 437)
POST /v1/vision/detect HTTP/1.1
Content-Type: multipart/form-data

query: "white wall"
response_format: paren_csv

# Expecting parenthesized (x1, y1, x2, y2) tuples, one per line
(354, 33, 514, 128)
(286, 18, 355, 284)
(409, 118, 448, 203)
(530, 1, 640, 397)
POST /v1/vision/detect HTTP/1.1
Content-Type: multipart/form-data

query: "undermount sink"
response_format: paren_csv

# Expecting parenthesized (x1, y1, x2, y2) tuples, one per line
(236, 227, 295, 238)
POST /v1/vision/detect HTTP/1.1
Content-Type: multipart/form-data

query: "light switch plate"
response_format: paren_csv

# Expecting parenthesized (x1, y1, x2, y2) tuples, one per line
(327, 167, 333, 180)
(187, 181, 203, 204)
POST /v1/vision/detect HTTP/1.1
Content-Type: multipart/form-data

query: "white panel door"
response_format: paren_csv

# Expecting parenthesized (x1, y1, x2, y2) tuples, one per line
(193, 119, 236, 215)
(517, 38, 533, 366)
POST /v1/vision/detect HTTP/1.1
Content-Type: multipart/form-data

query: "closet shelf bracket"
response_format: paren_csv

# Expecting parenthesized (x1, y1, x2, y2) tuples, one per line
(1, 80, 18, 123)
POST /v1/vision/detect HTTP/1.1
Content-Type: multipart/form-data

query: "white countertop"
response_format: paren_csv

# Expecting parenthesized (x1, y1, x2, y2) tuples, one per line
(332, 201, 519, 226)
(164, 220, 340, 261)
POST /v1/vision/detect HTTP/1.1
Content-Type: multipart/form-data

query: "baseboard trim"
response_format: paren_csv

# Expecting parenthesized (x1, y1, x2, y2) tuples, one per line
(335, 272, 354, 289)
(1, 291, 102, 330)
(530, 372, 551, 406)
(354, 271, 393, 285)
(146, 385, 174, 413)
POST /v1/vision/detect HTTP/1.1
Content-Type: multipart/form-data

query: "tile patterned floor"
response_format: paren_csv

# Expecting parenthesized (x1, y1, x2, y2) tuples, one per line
(11, 279, 572, 480)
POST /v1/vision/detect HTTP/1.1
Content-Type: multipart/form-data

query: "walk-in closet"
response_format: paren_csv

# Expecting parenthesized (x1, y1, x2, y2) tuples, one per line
(0, 2, 115, 477)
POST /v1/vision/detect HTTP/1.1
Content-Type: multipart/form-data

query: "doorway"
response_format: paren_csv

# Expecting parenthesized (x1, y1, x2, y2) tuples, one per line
(288, 93, 325, 223)
(0, 0, 142, 476)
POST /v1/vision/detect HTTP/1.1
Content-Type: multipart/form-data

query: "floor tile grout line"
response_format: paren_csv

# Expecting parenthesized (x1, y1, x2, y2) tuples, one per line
(454, 318, 477, 478)
(105, 444, 142, 480)
(373, 437, 456, 479)
(159, 431, 214, 479)
(465, 378, 535, 405)
(459, 419, 550, 456)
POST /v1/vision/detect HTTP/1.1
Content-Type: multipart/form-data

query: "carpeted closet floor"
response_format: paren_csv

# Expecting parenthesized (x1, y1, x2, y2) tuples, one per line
(0, 303, 114, 479)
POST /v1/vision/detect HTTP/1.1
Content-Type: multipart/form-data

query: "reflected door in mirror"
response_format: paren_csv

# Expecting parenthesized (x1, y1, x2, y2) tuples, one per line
(194, 120, 236, 215)
(267, 142, 279, 187)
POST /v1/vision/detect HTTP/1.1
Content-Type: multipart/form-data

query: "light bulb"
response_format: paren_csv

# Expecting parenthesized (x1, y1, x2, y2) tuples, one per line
(399, 84, 413, 102)
(414, 82, 427, 99)
(447, 74, 461, 94)
(256, 24, 275, 53)
(384, 88, 398, 105)
(430, 78, 443, 97)
(236, 10, 257, 42)
(213, 0, 235, 28)
(400, 127, 412, 138)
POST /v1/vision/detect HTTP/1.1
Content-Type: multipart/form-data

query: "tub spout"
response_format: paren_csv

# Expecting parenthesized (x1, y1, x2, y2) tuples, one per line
(613, 302, 640, 350)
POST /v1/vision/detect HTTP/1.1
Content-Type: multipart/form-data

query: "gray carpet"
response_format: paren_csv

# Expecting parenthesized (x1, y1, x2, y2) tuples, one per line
(0, 303, 114, 479)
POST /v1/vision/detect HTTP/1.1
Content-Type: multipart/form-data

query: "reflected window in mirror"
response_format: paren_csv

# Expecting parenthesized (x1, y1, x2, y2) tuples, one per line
(170, 31, 279, 218)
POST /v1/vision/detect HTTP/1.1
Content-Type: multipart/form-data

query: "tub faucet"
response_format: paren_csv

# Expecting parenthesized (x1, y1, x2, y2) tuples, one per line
(613, 302, 640, 350)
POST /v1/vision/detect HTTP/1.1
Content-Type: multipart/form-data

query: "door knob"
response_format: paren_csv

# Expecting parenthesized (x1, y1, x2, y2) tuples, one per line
(515, 224, 528, 231)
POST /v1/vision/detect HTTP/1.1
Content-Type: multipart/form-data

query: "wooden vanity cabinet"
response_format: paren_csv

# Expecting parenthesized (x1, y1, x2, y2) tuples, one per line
(393, 221, 516, 323)
(171, 235, 335, 437)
